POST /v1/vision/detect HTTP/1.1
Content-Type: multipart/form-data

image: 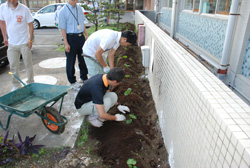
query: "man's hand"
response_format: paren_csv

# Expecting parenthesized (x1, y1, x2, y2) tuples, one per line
(27, 41, 32, 50)
(115, 114, 126, 121)
(3, 39, 8, 46)
(117, 105, 130, 114)
(65, 43, 70, 53)
(103, 66, 110, 73)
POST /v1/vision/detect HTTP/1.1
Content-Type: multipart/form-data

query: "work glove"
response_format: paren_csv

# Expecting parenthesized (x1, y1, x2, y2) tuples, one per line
(115, 114, 126, 121)
(117, 105, 130, 114)
(103, 66, 110, 73)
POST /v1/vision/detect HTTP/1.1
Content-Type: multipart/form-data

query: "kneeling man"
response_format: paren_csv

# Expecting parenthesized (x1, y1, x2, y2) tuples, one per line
(74, 67, 130, 127)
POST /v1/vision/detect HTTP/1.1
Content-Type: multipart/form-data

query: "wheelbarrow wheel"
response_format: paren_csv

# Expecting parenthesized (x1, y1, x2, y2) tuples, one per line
(41, 107, 65, 134)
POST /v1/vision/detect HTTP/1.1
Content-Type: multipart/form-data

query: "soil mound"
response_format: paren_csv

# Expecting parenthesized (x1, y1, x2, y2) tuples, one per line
(89, 33, 170, 167)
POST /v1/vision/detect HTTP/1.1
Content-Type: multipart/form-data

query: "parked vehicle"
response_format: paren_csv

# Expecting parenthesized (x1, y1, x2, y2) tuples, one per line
(0, 28, 8, 68)
(32, 3, 90, 29)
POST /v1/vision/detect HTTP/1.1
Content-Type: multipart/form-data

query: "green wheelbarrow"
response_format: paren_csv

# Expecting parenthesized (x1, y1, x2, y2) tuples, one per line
(0, 72, 72, 134)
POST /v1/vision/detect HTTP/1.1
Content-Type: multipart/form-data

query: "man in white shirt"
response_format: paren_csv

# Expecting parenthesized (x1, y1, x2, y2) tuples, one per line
(82, 29, 137, 77)
(0, 0, 34, 91)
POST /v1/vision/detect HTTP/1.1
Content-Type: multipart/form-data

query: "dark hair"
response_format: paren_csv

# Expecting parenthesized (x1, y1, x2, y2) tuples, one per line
(121, 30, 137, 45)
(107, 67, 125, 82)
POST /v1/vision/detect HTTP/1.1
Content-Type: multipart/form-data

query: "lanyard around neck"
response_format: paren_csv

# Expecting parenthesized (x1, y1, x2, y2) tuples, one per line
(66, 4, 79, 25)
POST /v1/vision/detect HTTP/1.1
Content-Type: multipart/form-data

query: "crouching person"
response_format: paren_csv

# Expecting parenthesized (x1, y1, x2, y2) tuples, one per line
(74, 67, 130, 127)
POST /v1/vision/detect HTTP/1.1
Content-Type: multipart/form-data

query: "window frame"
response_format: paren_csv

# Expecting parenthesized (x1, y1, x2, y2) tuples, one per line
(183, 0, 231, 15)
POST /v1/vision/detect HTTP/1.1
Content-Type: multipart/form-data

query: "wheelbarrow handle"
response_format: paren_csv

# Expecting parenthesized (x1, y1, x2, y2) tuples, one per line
(9, 72, 27, 86)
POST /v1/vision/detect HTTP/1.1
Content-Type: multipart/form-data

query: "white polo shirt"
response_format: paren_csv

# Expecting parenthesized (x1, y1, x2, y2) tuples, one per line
(83, 29, 121, 58)
(0, 2, 33, 45)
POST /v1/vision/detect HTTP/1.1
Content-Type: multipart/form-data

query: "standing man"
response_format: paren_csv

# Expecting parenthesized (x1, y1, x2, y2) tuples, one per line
(54, 5, 62, 27)
(82, 29, 137, 77)
(75, 67, 130, 127)
(58, 0, 89, 91)
(0, 0, 34, 91)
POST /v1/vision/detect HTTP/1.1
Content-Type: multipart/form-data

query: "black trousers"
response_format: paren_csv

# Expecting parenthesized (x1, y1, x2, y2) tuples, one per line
(65, 34, 88, 84)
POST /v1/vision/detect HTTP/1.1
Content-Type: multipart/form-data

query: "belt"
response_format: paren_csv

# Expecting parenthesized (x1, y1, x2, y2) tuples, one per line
(67, 32, 83, 36)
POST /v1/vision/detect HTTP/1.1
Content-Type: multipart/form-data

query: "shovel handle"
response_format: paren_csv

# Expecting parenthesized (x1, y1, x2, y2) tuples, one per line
(8, 72, 27, 86)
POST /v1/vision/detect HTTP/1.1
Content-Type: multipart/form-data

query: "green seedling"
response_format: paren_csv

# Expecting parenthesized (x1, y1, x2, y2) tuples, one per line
(32, 147, 46, 158)
(124, 88, 132, 96)
(124, 64, 130, 68)
(126, 114, 137, 124)
(77, 123, 89, 147)
(129, 57, 135, 63)
(86, 147, 91, 155)
(123, 55, 128, 58)
(127, 158, 137, 168)
(125, 75, 131, 78)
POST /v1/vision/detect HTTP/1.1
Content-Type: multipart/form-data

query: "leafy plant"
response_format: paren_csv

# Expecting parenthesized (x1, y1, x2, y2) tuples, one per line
(124, 88, 132, 96)
(0, 131, 44, 165)
(124, 64, 130, 68)
(81, 2, 104, 31)
(125, 75, 131, 78)
(126, 114, 137, 124)
(123, 55, 128, 58)
(129, 57, 135, 63)
(127, 158, 137, 168)
(32, 147, 46, 158)
(77, 122, 89, 147)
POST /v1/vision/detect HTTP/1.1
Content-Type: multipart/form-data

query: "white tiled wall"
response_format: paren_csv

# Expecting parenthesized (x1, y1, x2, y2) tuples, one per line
(135, 11, 250, 168)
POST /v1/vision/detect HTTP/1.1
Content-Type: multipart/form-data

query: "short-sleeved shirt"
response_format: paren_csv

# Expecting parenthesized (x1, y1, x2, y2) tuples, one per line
(58, 3, 86, 33)
(82, 29, 121, 58)
(0, 2, 33, 45)
(74, 74, 109, 109)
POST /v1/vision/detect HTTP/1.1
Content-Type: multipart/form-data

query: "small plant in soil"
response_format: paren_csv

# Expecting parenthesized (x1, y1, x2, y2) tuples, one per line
(116, 55, 126, 64)
(124, 63, 130, 68)
(129, 57, 135, 63)
(77, 122, 89, 147)
(126, 114, 137, 124)
(125, 75, 131, 78)
(124, 88, 132, 96)
(127, 158, 138, 168)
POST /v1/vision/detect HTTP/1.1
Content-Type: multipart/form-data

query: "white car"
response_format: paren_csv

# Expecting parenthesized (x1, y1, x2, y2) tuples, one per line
(32, 3, 90, 29)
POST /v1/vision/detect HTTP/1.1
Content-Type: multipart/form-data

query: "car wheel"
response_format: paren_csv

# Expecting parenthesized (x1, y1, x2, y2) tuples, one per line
(33, 20, 40, 29)
(0, 58, 9, 68)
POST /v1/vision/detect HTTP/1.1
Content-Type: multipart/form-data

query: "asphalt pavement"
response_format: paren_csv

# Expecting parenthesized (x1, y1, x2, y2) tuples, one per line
(0, 11, 135, 148)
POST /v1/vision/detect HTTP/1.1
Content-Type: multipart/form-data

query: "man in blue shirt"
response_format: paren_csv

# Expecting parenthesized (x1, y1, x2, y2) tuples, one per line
(58, 0, 89, 91)
(75, 67, 131, 127)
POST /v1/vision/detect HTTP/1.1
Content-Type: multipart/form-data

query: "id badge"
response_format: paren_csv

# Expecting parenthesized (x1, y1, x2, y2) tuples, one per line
(77, 25, 81, 30)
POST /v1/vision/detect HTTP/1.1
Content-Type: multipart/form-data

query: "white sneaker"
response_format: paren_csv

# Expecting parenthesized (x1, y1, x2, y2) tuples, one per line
(71, 82, 81, 91)
(87, 115, 104, 127)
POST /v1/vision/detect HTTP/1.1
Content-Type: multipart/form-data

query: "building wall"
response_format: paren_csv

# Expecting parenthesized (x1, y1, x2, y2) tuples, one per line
(135, 10, 250, 168)
(157, 0, 250, 102)
(176, 12, 228, 60)
(242, 37, 250, 79)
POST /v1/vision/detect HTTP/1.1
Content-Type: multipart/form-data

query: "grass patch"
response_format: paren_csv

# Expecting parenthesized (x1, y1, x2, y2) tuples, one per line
(55, 45, 65, 51)
(77, 122, 90, 147)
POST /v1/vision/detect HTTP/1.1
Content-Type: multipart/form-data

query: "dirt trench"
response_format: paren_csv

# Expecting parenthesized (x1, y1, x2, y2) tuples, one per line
(88, 25, 170, 167)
